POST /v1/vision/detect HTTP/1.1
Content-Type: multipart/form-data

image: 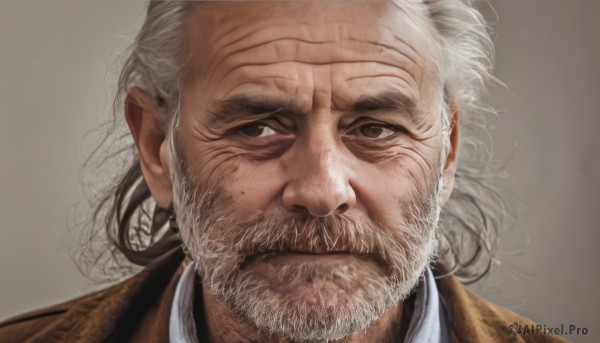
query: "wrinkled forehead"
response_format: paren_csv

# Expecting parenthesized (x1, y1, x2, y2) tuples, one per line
(182, 1, 441, 76)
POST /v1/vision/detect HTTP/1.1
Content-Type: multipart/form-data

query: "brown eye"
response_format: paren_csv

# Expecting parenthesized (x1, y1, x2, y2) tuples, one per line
(358, 124, 396, 139)
(240, 123, 277, 137)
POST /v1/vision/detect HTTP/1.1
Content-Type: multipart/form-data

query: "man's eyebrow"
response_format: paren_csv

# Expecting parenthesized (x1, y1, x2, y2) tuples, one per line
(208, 95, 305, 125)
(349, 91, 422, 121)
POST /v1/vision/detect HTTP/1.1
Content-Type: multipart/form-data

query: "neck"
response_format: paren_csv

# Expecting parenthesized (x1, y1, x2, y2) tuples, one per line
(200, 284, 409, 343)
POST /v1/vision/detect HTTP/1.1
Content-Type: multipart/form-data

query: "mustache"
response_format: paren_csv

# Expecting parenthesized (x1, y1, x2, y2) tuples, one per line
(174, 168, 440, 277)
(220, 210, 430, 275)
(236, 213, 381, 252)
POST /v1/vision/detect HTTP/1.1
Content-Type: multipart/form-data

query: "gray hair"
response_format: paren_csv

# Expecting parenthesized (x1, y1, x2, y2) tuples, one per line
(78, 0, 509, 284)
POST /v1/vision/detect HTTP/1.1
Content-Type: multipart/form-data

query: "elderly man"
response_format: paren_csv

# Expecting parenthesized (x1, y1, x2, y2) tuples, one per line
(0, 1, 568, 342)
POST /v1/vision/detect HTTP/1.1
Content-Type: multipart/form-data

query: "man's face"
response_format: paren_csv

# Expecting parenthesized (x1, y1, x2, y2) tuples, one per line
(171, 1, 449, 341)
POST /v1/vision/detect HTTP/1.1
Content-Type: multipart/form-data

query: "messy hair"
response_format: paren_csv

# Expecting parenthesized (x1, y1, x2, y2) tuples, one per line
(77, 0, 508, 284)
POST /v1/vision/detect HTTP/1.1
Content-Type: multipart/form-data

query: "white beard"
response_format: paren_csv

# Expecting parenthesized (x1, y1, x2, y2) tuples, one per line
(170, 157, 442, 342)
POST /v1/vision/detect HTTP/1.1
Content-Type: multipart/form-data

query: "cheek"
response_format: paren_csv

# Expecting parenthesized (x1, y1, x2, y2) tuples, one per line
(183, 144, 241, 186)
(183, 148, 282, 219)
(355, 162, 413, 223)
(354, 147, 439, 224)
(219, 158, 286, 218)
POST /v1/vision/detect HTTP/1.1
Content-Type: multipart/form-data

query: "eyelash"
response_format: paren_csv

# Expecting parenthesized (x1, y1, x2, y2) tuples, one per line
(238, 119, 284, 134)
(348, 120, 404, 139)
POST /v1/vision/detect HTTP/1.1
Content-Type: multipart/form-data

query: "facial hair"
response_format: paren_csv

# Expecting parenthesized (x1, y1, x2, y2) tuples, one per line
(171, 160, 442, 342)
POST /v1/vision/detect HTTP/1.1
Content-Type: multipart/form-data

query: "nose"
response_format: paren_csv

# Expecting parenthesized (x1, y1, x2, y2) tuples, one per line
(281, 137, 356, 217)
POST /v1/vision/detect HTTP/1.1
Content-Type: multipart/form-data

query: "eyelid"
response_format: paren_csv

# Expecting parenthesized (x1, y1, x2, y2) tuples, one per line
(255, 117, 290, 133)
(345, 118, 402, 134)
(230, 117, 280, 133)
(230, 117, 296, 143)
(229, 119, 296, 157)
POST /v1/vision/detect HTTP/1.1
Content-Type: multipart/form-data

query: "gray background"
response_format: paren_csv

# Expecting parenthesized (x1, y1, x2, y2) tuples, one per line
(0, 1, 598, 341)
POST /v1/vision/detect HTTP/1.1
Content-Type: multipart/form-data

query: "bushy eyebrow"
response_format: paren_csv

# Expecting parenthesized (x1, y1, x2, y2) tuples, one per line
(208, 95, 304, 126)
(349, 90, 422, 122)
(208, 90, 422, 126)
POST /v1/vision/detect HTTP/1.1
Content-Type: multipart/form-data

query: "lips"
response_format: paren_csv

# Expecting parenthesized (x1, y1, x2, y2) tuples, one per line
(265, 250, 353, 255)
(239, 250, 373, 269)
(247, 249, 356, 261)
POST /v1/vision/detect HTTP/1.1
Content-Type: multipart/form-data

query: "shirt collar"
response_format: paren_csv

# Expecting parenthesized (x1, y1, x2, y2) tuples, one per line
(169, 261, 199, 343)
(169, 262, 449, 343)
(404, 267, 451, 343)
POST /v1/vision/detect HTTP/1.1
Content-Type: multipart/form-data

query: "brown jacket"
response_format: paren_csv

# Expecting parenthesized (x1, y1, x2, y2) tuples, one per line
(0, 249, 569, 342)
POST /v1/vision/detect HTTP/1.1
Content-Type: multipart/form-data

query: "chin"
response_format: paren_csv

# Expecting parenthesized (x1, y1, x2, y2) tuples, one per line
(248, 253, 384, 304)
(218, 255, 416, 342)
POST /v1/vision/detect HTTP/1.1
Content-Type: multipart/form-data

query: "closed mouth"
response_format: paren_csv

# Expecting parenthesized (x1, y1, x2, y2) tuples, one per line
(240, 250, 367, 269)
(250, 250, 354, 258)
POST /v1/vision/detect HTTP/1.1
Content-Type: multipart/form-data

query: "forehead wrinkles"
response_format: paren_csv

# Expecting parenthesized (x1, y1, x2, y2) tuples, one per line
(184, 2, 439, 90)
(212, 19, 424, 65)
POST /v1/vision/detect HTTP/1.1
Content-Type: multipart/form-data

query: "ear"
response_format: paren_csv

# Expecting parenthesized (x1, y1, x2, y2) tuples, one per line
(440, 104, 460, 206)
(124, 88, 173, 208)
